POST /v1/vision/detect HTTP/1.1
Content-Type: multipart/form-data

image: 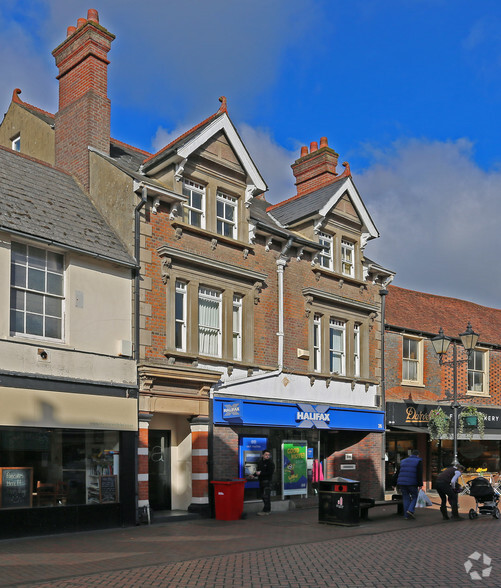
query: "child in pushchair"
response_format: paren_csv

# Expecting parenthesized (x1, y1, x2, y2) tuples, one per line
(467, 477, 500, 519)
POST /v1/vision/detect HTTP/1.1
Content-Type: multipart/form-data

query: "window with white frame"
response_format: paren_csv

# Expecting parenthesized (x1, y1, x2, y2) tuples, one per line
(313, 314, 322, 372)
(10, 242, 64, 339)
(353, 323, 360, 377)
(175, 281, 187, 351)
(232, 294, 242, 360)
(182, 179, 205, 228)
(402, 336, 422, 383)
(217, 192, 237, 238)
(11, 134, 20, 152)
(468, 350, 486, 393)
(318, 232, 333, 270)
(329, 319, 345, 375)
(341, 239, 354, 277)
(198, 286, 222, 357)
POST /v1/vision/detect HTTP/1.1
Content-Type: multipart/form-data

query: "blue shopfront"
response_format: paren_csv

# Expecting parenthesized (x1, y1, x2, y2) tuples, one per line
(212, 397, 385, 500)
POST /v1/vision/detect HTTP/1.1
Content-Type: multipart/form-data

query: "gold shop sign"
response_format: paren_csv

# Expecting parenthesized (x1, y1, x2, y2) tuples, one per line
(405, 406, 430, 424)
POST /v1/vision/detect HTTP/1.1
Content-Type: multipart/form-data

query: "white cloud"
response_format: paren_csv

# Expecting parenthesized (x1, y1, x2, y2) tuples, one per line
(358, 138, 501, 309)
(238, 124, 297, 203)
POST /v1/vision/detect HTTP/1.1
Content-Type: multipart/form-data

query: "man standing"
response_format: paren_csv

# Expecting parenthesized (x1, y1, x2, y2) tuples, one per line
(255, 450, 275, 516)
(396, 449, 423, 520)
(435, 464, 464, 520)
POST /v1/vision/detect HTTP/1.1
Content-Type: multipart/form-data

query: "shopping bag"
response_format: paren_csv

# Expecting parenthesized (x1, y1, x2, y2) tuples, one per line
(416, 488, 432, 507)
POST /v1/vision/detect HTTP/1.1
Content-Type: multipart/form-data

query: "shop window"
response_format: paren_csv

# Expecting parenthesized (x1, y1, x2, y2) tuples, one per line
(402, 336, 423, 385)
(468, 349, 488, 395)
(216, 192, 237, 238)
(0, 428, 120, 509)
(198, 286, 222, 357)
(182, 179, 205, 228)
(10, 242, 64, 340)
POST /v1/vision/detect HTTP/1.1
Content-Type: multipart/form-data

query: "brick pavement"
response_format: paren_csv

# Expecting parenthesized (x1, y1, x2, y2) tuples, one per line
(0, 495, 500, 587)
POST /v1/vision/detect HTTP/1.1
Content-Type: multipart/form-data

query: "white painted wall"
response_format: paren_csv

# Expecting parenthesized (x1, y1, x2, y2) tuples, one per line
(0, 234, 135, 386)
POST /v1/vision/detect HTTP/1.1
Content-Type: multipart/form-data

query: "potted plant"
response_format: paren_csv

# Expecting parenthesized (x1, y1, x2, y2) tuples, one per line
(458, 406, 486, 440)
(428, 407, 452, 440)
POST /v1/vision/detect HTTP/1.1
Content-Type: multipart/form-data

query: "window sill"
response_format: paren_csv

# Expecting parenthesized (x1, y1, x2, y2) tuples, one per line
(466, 391, 491, 398)
(310, 372, 378, 386)
(401, 381, 425, 388)
(163, 349, 271, 373)
(171, 221, 254, 252)
(311, 264, 365, 287)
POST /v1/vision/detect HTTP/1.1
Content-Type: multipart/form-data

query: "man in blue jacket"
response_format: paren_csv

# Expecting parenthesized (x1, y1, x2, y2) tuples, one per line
(395, 449, 423, 520)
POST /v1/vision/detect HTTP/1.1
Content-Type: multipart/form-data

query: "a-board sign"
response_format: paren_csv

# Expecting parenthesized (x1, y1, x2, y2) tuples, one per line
(100, 475, 118, 503)
(0, 467, 33, 509)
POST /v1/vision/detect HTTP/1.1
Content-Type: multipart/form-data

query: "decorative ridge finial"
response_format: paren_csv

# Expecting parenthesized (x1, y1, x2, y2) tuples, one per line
(339, 161, 351, 177)
(12, 88, 23, 103)
(218, 96, 227, 113)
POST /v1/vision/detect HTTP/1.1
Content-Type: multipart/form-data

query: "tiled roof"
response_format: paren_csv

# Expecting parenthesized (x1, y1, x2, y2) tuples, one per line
(266, 177, 350, 226)
(142, 104, 225, 169)
(0, 147, 134, 266)
(109, 139, 150, 172)
(386, 285, 501, 346)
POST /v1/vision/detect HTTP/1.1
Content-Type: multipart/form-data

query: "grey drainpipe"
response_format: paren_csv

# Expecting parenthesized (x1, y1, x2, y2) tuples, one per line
(379, 287, 389, 499)
(133, 187, 147, 523)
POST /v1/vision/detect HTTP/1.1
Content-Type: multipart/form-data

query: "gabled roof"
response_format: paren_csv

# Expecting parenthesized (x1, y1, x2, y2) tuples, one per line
(10, 88, 55, 126)
(386, 285, 501, 347)
(267, 174, 379, 240)
(0, 146, 134, 267)
(141, 97, 267, 194)
(7, 89, 150, 174)
(109, 139, 151, 171)
(249, 197, 323, 251)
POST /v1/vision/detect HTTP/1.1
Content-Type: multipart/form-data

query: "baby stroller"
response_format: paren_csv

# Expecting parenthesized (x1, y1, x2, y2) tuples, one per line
(467, 477, 500, 520)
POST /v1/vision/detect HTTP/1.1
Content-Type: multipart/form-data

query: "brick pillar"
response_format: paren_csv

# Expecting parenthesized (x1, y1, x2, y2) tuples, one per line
(188, 416, 210, 515)
(138, 412, 152, 514)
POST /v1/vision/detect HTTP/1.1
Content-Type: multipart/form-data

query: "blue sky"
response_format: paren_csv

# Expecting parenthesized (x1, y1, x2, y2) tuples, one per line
(2, 1, 501, 315)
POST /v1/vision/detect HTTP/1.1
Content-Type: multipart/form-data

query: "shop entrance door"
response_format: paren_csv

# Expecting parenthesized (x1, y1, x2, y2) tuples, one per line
(148, 430, 171, 511)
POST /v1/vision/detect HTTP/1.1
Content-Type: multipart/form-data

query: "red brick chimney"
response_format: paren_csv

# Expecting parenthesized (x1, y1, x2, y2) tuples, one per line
(52, 9, 115, 189)
(291, 137, 339, 197)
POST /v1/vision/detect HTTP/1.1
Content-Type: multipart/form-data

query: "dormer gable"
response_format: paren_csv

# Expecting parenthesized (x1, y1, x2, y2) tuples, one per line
(141, 98, 267, 201)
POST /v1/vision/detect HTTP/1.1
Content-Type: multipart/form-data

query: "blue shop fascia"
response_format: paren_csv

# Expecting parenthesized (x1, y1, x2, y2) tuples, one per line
(212, 396, 384, 497)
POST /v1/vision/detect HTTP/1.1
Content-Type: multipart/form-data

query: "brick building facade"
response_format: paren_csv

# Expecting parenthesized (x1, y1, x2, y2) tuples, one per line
(1, 9, 394, 521)
(384, 285, 501, 490)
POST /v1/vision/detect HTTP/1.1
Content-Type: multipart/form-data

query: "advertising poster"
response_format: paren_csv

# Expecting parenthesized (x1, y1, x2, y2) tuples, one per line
(282, 441, 307, 497)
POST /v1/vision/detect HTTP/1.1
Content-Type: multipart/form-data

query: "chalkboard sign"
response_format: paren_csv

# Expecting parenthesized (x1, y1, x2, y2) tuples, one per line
(100, 475, 118, 503)
(0, 467, 33, 509)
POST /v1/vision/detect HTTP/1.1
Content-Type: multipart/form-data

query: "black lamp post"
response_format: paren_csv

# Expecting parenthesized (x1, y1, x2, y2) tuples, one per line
(431, 323, 479, 466)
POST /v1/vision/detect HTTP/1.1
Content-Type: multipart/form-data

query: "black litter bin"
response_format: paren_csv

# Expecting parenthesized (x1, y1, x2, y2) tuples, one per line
(318, 477, 360, 526)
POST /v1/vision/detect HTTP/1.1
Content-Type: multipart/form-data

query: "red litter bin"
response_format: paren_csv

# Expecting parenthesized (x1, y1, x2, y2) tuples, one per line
(211, 479, 246, 521)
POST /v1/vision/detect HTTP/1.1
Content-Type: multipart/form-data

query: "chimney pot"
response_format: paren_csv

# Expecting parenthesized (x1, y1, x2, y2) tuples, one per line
(310, 141, 318, 153)
(300, 146, 308, 158)
(66, 26, 76, 37)
(320, 137, 328, 148)
(87, 9, 99, 23)
(77, 17, 87, 28)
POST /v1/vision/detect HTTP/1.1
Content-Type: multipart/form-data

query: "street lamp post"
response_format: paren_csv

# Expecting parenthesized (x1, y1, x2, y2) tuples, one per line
(431, 323, 479, 466)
